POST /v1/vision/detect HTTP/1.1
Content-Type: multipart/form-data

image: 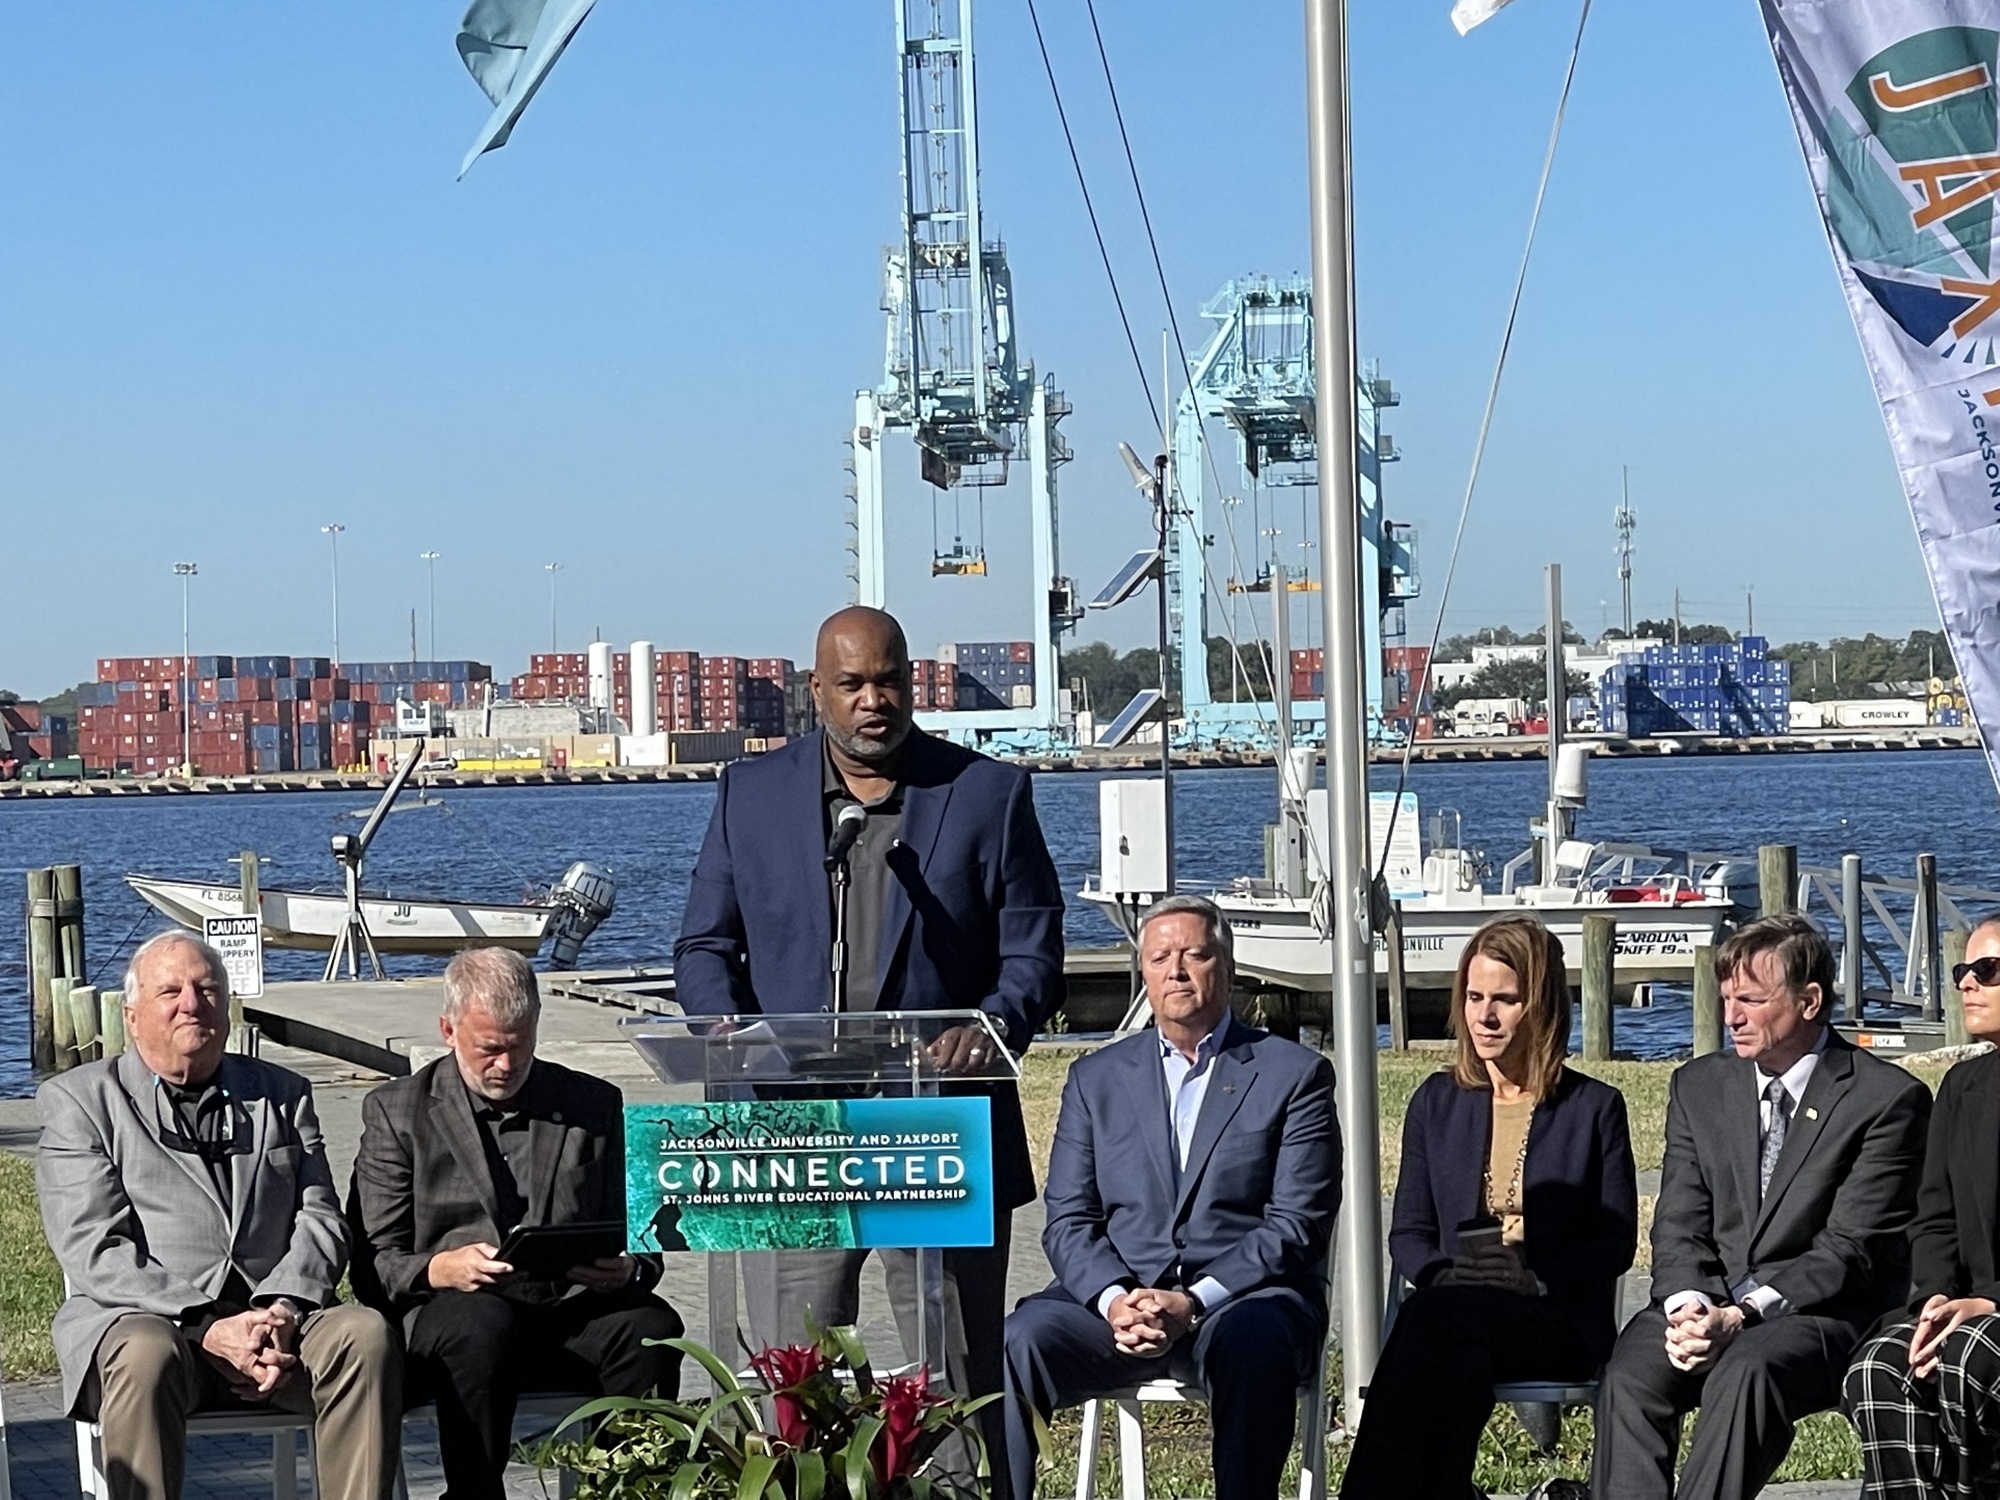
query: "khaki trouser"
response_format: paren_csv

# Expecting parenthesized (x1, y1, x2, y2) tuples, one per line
(83, 1305, 402, 1500)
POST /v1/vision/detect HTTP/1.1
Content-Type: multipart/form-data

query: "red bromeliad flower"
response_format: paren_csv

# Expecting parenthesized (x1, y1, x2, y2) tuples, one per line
(749, 1344, 829, 1449)
(871, 1370, 950, 1481)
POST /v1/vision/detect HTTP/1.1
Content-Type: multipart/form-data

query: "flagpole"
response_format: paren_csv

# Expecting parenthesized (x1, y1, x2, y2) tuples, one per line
(1305, 0, 1383, 1430)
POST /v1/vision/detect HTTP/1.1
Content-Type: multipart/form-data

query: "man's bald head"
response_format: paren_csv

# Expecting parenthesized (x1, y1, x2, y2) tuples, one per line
(814, 607, 909, 676)
(811, 607, 914, 767)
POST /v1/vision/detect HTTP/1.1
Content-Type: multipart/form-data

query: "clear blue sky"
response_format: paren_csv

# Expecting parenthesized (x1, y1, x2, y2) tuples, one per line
(0, 0, 1942, 698)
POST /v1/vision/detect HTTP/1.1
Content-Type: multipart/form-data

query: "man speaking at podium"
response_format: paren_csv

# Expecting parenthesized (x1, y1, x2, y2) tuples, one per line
(676, 606, 1066, 1477)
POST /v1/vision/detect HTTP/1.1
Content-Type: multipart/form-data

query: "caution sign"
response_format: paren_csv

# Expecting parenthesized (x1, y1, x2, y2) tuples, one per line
(202, 914, 264, 1000)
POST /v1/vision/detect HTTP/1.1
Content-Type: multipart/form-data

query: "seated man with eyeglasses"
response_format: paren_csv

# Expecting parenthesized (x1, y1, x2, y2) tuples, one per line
(37, 931, 401, 1500)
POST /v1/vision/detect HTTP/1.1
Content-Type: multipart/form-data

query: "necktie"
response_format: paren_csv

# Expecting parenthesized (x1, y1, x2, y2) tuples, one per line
(1758, 1076, 1790, 1197)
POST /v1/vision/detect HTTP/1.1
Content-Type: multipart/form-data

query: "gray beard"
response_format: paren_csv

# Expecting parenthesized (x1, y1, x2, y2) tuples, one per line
(826, 721, 906, 765)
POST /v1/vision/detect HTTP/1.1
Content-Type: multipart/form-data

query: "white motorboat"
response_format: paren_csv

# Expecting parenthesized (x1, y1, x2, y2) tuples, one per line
(126, 745, 618, 976)
(1082, 746, 1753, 997)
(125, 873, 555, 955)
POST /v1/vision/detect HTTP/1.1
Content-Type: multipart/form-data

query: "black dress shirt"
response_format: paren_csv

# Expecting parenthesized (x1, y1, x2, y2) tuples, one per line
(823, 740, 905, 1012)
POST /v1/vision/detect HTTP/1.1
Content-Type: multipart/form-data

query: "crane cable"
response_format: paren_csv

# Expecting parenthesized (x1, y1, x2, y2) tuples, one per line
(1376, 0, 1597, 883)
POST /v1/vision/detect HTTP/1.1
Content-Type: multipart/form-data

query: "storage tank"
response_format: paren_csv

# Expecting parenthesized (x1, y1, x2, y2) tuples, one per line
(628, 641, 657, 736)
(587, 641, 614, 710)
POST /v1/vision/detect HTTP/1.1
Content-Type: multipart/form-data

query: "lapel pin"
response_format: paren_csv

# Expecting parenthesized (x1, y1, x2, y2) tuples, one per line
(553, 1112, 563, 1124)
(1223, 1084, 1237, 1094)
(1805, 1107, 1818, 1120)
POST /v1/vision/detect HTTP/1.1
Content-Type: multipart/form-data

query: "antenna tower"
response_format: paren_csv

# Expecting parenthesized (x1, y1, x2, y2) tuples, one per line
(1614, 466, 1637, 637)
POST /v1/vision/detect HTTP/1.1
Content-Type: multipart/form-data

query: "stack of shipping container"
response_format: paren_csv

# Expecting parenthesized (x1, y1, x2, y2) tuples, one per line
(1598, 638, 1791, 737)
(0, 701, 71, 764)
(940, 641, 1035, 711)
(509, 650, 790, 736)
(73, 656, 491, 775)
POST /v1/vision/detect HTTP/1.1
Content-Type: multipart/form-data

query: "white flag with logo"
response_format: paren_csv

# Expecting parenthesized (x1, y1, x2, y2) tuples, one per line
(1762, 1, 2000, 782)
(1451, 0, 1523, 34)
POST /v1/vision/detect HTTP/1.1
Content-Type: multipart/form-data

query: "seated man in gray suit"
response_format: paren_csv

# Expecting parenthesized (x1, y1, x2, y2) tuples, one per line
(37, 931, 400, 1500)
(1001, 895, 1341, 1500)
(1577, 915, 1932, 1500)
(348, 947, 682, 1500)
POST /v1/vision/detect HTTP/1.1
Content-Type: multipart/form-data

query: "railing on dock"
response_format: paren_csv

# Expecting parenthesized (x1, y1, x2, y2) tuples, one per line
(1797, 856, 2000, 1025)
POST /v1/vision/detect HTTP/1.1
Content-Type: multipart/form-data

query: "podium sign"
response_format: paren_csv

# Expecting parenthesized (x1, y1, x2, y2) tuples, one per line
(626, 1095, 992, 1253)
(622, 1009, 1019, 1382)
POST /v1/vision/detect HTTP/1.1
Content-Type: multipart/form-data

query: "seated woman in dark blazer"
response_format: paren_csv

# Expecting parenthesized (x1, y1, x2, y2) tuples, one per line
(1340, 914, 1638, 1500)
(1842, 917, 2000, 1500)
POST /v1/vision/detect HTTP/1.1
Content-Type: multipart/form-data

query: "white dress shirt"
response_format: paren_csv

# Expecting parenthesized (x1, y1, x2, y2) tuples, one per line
(1096, 1022, 1233, 1321)
(1665, 1026, 1830, 1323)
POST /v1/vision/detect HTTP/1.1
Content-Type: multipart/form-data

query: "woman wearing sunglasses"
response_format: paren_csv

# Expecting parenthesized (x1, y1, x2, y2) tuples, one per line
(1842, 918, 2000, 1499)
(1339, 915, 1638, 1500)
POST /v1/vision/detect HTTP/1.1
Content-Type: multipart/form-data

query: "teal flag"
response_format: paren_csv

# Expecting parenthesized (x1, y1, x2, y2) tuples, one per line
(456, 0, 599, 178)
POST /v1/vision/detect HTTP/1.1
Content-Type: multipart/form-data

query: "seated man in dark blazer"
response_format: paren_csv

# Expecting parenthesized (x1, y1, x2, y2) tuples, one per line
(1582, 914, 1931, 1500)
(1001, 895, 1341, 1500)
(348, 947, 682, 1500)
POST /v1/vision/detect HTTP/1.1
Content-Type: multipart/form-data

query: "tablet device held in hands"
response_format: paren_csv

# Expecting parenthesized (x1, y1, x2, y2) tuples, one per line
(493, 1221, 626, 1280)
(1455, 1215, 1504, 1254)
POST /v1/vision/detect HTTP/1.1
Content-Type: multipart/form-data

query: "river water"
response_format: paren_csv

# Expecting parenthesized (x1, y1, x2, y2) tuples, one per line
(4, 749, 1997, 1096)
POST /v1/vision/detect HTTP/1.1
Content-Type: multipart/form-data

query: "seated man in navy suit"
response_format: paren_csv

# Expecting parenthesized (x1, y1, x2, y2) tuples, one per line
(1001, 895, 1342, 1500)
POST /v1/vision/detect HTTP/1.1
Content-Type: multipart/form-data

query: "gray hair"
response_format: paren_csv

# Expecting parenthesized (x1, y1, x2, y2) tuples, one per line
(442, 947, 541, 1027)
(1138, 894, 1235, 967)
(123, 930, 229, 1005)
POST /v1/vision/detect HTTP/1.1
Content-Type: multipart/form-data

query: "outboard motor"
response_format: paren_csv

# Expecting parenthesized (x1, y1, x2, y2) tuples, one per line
(547, 861, 617, 967)
(1696, 858, 1762, 915)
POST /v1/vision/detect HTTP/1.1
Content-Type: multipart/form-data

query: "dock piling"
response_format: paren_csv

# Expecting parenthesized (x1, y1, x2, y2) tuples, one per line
(1918, 853, 1943, 1022)
(1582, 913, 1615, 1061)
(50, 976, 76, 1071)
(69, 984, 100, 1064)
(27, 867, 56, 1070)
(99, 989, 126, 1058)
(1840, 853, 1864, 1023)
(1693, 944, 1721, 1056)
(54, 863, 85, 990)
(1759, 845, 1798, 918)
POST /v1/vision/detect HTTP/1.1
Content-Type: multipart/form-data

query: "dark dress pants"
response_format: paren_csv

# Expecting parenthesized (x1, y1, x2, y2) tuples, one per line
(1339, 1284, 1597, 1500)
(1592, 1305, 1857, 1500)
(406, 1287, 684, 1500)
(1002, 1284, 1320, 1500)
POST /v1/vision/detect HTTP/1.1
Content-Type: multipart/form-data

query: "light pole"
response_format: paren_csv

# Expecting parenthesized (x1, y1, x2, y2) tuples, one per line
(420, 551, 440, 660)
(545, 562, 562, 652)
(321, 524, 346, 666)
(173, 562, 198, 775)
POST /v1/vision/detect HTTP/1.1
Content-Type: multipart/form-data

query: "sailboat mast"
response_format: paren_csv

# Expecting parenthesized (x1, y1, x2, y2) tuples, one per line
(1304, 0, 1382, 1426)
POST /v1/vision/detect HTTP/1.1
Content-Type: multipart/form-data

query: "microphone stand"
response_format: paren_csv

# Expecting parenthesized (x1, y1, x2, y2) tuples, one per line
(827, 851, 852, 1015)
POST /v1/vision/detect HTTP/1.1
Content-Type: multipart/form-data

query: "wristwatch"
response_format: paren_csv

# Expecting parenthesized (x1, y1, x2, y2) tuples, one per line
(1185, 1290, 1209, 1330)
(1735, 1299, 1764, 1329)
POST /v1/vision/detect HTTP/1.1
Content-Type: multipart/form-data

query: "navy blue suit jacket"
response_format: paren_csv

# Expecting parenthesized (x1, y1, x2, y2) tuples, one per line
(1389, 1066, 1637, 1363)
(673, 729, 1066, 1210)
(1041, 1018, 1342, 1314)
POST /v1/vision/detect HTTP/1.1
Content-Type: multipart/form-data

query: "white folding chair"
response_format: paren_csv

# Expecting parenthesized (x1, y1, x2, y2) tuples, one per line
(75, 1406, 314, 1500)
(1071, 1259, 1337, 1500)
(392, 1393, 591, 1500)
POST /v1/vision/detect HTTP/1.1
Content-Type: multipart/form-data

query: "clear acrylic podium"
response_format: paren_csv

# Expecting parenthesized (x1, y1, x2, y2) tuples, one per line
(622, 1009, 1019, 1381)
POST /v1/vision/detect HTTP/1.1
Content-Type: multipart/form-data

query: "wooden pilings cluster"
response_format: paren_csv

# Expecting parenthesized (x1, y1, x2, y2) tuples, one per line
(27, 864, 121, 1071)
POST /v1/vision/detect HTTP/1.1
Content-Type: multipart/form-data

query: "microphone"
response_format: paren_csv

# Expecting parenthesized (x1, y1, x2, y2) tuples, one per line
(825, 802, 867, 871)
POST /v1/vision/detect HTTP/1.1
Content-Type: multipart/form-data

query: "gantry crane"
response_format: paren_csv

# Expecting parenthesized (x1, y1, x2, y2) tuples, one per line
(847, 0, 1082, 745)
(1167, 275, 1419, 745)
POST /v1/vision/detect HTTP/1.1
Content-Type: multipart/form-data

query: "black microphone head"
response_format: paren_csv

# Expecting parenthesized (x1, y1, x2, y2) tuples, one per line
(836, 801, 867, 830)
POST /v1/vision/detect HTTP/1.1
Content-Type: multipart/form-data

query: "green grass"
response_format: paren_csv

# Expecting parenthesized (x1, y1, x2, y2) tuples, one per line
(0, 1150, 61, 1379)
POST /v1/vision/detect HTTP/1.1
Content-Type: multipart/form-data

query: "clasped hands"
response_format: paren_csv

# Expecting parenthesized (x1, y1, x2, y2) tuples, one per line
(1663, 1299, 1746, 1373)
(1104, 1288, 1200, 1358)
(199, 1303, 300, 1401)
(426, 1243, 636, 1294)
(1905, 1294, 1999, 1380)
(1435, 1241, 1538, 1296)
